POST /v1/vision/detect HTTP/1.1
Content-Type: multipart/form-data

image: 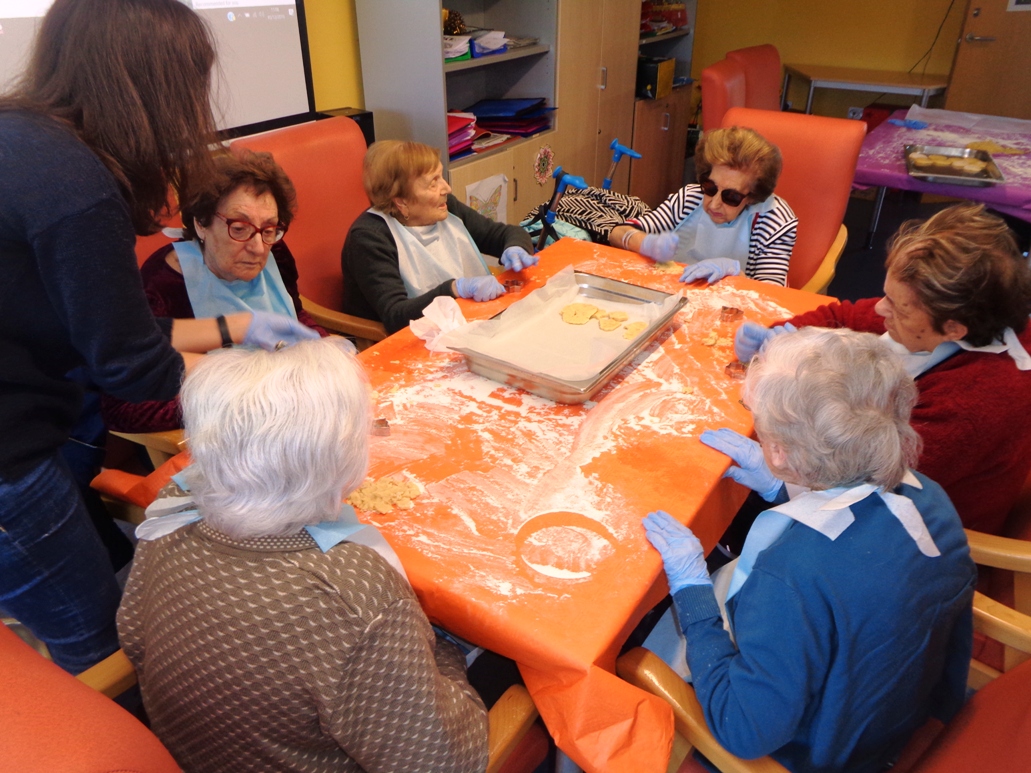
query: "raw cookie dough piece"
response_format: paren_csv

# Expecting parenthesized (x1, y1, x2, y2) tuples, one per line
(702, 330, 719, 346)
(654, 261, 683, 274)
(623, 321, 648, 339)
(967, 140, 1027, 155)
(348, 477, 420, 514)
(911, 155, 934, 168)
(598, 317, 622, 332)
(561, 302, 600, 325)
(607, 311, 629, 322)
(927, 154, 950, 163)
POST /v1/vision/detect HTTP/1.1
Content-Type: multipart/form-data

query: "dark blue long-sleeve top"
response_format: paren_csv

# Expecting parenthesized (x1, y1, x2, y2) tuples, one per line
(0, 110, 184, 478)
(674, 472, 976, 773)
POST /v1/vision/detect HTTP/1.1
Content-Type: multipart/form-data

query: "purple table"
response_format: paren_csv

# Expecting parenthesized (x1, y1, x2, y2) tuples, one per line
(855, 109, 1031, 246)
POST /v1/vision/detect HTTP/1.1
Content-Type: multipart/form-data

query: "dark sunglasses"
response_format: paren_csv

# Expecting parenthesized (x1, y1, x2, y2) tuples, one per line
(699, 176, 750, 207)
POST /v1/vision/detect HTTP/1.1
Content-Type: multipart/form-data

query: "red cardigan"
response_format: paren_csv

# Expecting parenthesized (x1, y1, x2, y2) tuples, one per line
(101, 242, 327, 433)
(787, 297, 1031, 535)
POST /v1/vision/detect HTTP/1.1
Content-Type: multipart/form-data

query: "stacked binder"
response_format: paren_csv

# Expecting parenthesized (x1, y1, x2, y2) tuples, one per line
(465, 98, 553, 136)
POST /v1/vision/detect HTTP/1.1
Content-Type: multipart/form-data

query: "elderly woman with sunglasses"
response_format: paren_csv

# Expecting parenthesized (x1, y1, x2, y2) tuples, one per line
(102, 149, 326, 433)
(608, 126, 797, 285)
(645, 327, 976, 772)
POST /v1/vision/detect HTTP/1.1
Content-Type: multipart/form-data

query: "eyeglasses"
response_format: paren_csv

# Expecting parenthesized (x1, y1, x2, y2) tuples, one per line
(214, 212, 287, 245)
(699, 176, 750, 207)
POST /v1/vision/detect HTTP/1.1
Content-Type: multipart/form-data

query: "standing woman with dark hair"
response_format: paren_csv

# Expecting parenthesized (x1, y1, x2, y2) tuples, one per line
(0, 0, 314, 674)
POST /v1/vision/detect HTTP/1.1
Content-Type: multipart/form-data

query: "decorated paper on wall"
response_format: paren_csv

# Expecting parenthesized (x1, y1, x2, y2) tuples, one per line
(534, 145, 555, 185)
(465, 174, 507, 223)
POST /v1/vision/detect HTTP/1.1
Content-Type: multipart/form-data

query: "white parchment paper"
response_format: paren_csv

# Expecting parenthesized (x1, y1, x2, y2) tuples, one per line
(440, 266, 682, 382)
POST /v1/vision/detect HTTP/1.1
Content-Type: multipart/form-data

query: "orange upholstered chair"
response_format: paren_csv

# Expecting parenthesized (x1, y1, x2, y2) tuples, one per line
(700, 58, 746, 133)
(230, 116, 387, 347)
(0, 624, 180, 773)
(721, 107, 865, 293)
(617, 592, 1031, 773)
(726, 45, 783, 112)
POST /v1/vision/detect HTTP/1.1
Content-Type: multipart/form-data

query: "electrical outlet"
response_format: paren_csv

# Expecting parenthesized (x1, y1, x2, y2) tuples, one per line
(847, 107, 864, 120)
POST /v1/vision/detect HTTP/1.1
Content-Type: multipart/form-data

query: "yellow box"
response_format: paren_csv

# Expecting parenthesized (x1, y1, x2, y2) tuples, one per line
(636, 56, 676, 100)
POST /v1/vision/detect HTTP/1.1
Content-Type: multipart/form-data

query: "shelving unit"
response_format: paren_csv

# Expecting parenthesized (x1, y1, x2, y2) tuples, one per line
(354, 0, 557, 176)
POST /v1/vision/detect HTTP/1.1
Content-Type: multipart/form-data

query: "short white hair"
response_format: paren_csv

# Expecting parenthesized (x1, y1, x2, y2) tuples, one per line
(180, 338, 370, 539)
(743, 327, 921, 491)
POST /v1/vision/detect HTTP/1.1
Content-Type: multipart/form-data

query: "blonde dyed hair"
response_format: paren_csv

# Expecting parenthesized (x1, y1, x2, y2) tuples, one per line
(363, 140, 441, 217)
(695, 126, 782, 202)
(885, 203, 1031, 346)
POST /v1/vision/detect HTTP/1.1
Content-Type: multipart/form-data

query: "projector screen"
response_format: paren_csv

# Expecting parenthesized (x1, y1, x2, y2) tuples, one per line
(0, 0, 315, 135)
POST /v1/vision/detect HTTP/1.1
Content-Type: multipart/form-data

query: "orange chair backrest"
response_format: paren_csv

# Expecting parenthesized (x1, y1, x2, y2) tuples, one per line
(230, 116, 370, 311)
(701, 58, 747, 133)
(0, 625, 180, 772)
(722, 107, 865, 290)
(726, 44, 782, 111)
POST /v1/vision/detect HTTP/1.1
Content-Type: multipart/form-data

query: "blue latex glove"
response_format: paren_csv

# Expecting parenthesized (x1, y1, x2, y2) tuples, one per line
(455, 276, 505, 302)
(678, 258, 741, 285)
(642, 510, 712, 593)
(500, 246, 538, 272)
(733, 321, 797, 363)
(640, 232, 679, 262)
(700, 428, 784, 502)
(242, 311, 320, 351)
(888, 118, 928, 130)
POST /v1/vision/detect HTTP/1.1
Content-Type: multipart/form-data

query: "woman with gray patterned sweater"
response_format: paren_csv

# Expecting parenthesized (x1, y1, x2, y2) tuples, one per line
(117, 338, 487, 773)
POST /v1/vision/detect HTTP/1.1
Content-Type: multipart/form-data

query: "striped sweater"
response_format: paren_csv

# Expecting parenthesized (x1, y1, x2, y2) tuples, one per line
(630, 184, 798, 286)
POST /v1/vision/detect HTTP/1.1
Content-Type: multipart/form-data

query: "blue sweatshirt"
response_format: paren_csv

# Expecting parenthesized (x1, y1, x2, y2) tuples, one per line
(674, 472, 976, 773)
(0, 110, 184, 477)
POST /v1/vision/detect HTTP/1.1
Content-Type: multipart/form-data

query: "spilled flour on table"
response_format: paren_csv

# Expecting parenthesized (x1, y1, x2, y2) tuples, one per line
(357, 263, 794, 601)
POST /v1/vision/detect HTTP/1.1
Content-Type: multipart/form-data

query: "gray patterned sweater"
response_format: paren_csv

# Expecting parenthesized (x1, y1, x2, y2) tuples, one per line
(117, 521, 487, 773)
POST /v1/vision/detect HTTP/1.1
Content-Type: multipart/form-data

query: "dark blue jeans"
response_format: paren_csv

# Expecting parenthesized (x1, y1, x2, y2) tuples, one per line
(0, 454, 122, 674)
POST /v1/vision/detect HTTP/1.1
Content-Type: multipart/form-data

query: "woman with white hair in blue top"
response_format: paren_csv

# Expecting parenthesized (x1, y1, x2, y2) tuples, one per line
(117, 338, 487, 773)
(643, 327, 976, 773)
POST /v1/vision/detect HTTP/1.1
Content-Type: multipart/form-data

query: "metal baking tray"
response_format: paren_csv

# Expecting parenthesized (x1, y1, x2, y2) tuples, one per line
(450, 272, 687, 404)
(904, 144, 1004, 187)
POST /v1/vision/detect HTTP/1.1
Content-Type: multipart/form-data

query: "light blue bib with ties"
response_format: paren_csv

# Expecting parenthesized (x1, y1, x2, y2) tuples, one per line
(672, 195, 775, 266)
(174, 239, 297, 321)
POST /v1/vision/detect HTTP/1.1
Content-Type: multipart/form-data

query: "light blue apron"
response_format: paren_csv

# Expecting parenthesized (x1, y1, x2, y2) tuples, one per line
(174, 240, 297, 321)
(672, 195, 776, 266)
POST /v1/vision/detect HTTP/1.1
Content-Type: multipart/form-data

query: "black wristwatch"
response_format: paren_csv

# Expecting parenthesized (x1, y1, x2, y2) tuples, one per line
(216, 315, 233, 348)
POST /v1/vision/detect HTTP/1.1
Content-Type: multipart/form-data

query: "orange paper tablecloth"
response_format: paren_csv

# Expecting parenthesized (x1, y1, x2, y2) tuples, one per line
(356, 239, 831, 772)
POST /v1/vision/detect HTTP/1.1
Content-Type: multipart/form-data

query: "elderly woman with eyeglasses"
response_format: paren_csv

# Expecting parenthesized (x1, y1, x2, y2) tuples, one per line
(102, 149, 327, 433)
(645, 327, 976, 773)
(608, 126, 797, 286)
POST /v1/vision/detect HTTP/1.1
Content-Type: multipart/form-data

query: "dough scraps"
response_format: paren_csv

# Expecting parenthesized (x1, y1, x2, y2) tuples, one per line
(348, 477, 420, 514)
(623, 321, 648, 339)
(654, 261, 683, 274)
(967, 140, 1027, 156)
(560, 302, 600, 325)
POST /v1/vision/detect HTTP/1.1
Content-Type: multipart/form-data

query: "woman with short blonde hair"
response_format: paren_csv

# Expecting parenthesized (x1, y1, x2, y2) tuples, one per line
(609, 125, 797, 285)
(342, 140, 536, 333)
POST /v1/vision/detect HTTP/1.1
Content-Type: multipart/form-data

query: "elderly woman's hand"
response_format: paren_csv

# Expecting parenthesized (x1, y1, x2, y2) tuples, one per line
(643, 510, 711, 592)
(454, 276, 505, 302)
(500, 246, 538, 272)
(679, 258, 741, 285)
(734, 321, 797, 363)
(243, 312, 320, 350)
(640, 232, 679, 262)
(700, 428, 784, 502)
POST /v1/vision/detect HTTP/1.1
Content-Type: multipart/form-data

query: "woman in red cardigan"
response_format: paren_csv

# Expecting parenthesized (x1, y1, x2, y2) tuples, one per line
(103, 149, 328, 433)
(729, 203, 1031, 534)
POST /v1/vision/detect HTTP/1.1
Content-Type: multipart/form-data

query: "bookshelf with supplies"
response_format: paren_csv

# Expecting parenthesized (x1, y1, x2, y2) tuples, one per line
(354, 0, 557, 176)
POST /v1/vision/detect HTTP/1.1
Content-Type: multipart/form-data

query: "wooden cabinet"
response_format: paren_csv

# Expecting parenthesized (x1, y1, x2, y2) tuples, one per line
(627, 86, 692, 208)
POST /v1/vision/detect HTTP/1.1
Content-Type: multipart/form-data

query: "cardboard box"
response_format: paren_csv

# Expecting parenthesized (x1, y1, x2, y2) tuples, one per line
(637, 56, 675, 100)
